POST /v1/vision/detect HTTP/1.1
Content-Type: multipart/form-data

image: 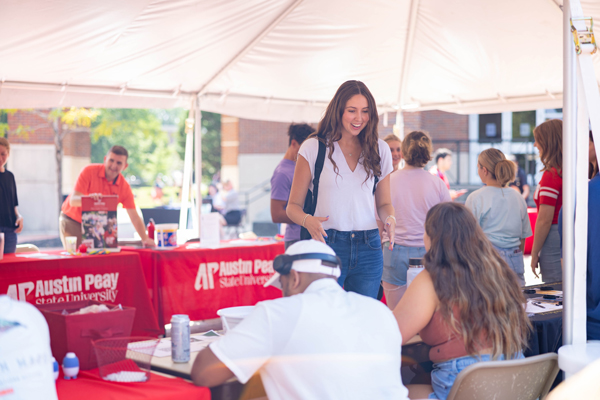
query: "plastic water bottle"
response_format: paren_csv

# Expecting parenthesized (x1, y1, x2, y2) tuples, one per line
(171, 314, 190, 363)
(407, 258, 425, 287)
(62, 352, 79, 380)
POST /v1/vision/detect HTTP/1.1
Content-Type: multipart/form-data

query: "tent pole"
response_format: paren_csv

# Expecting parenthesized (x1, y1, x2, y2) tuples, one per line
(396, 0, 420, 108)
(179, 101, 195, 233)
(195, 97, 203, 239)
(562, 0, 576, 347)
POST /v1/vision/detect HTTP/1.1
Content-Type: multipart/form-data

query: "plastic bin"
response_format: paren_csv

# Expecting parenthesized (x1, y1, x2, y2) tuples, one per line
(37, 300, 136, 370)
(93, 336, 159, 382)
(216, 306, 255, 333)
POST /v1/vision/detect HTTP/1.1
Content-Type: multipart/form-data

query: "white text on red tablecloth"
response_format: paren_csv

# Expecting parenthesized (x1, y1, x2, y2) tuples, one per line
(195, 259, 275, 290)
(5, 273, 120, 304)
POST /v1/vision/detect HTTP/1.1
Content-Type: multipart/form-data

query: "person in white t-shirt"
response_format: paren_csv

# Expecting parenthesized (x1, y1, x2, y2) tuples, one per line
(465, 148, 532, 285)
(191, 240, 409, 400)
(286, 80, 396, 299)
(0, 296, 58, 399)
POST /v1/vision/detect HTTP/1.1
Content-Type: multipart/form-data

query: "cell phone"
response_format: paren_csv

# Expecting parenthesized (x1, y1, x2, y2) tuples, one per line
(543, 294, 560, 300)
(540, 286, 554, 291)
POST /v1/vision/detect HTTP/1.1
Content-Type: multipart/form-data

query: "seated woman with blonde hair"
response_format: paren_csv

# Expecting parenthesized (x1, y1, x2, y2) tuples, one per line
(393, 202, 531, 400)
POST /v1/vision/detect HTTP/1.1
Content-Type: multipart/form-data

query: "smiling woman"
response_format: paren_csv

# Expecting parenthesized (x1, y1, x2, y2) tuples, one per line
(285, 80, 396, 299)
(383, 134, 402, 171)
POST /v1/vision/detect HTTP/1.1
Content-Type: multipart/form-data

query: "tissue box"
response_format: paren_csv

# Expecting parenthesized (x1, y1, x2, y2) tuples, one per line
(37, 300, 136, 370)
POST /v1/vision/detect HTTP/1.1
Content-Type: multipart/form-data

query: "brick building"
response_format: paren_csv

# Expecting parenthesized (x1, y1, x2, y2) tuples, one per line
(5, 110, 91, 233)
(221, 107, 559, 224)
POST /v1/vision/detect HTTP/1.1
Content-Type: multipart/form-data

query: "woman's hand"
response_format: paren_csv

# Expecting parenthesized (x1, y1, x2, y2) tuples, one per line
(304, 215, 329, 243)
(384, 216, 396, 250)
(530, 204, 555, 281)
(14, 215, 23, 234)
(531, 252, 540, 279)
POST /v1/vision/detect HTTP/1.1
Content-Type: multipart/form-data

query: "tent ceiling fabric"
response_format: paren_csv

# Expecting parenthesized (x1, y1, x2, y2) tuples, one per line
(1, 0, 600, 121)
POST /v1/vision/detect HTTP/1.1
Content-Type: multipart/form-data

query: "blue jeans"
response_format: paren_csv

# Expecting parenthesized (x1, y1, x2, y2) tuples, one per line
(493, 245, 525, 286)
(429, 353, 524, 399)
(382, 242, 426, 286)
(0, 227, 17, 254)
(325, 229, 383, 298)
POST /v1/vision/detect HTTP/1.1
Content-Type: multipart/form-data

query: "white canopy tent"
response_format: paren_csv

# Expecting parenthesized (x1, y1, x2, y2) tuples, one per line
(1, 0, 599, 119)
(2, 0, 600, 375)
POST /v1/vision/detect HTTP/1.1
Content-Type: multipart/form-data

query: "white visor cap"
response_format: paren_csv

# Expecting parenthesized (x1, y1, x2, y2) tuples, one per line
(263, 240, 341, 289)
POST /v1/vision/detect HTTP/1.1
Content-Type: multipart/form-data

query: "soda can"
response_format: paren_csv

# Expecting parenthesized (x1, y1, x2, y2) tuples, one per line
(171, 314, 190, 363)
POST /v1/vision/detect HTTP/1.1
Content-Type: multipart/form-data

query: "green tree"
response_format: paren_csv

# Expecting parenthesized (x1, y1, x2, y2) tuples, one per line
(176, 111, 221, 184)
(91, 109, 176, 185)
(0, 109, 42, 138)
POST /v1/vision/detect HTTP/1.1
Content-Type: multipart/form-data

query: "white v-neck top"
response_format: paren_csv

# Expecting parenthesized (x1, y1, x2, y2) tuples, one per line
(298, 137, 393, 232)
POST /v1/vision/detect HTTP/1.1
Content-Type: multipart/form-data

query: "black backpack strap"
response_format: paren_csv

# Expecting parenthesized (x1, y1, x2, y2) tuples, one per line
(312, 139, 326, 208)
(373, 175, 379, 195)
(300, 139, 326, 240)
(372, 142, 381, 195)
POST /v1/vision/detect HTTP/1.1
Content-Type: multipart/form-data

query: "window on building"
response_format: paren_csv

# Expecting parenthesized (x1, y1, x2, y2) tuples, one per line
(512, 111, 536, 141)
(511, 153, 536, 187)
(545, 108, 563, 121)
(478, 113, 502, 142)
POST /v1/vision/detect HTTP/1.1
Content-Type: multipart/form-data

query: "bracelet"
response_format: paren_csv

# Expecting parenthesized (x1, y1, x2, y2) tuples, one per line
(302, 214, 310, 227)
(385, 215, 396, 225)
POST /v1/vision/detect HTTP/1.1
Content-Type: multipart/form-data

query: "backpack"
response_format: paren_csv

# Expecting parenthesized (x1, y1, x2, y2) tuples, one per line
(300, 139, 379, 240)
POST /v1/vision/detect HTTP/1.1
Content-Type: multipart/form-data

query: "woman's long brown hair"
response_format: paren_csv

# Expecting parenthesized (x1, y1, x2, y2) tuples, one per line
(424, 202, 531, 359)
(533, 119, 562, 175)
(312, 80, 381, 182)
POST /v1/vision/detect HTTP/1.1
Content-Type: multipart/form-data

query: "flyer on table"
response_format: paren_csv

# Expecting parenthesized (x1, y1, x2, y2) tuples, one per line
(81, 195, 118, 249)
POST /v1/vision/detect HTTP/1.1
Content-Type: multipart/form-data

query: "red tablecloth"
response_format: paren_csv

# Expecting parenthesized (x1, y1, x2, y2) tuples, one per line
(127, 241, 285, 330)
(524, 207, 538, 255)
(0, 251, 160, 337)
(56, 369, 209, 400)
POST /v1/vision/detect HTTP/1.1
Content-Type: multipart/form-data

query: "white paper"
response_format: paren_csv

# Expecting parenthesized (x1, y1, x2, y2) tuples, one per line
(16, 253, 71, 260)
(201, 212, 221, 248)
(525, 299, 563, 314)
(152, 333, 221, 358)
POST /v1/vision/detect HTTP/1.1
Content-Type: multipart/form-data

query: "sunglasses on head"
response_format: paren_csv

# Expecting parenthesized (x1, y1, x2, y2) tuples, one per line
(273, 253, 342, 275)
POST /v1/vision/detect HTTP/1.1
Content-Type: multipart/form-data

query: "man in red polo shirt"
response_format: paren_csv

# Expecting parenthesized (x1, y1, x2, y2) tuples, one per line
(59, 145, 155, 248)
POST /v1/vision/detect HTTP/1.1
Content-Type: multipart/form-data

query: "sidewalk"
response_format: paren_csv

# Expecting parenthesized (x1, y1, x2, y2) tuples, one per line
(17, 232, 62, 250)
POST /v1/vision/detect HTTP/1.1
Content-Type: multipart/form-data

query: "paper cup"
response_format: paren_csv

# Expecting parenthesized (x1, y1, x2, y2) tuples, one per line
(66, 236, 78, 254)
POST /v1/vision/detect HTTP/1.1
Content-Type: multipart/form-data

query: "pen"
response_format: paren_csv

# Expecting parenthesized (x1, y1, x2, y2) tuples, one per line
(532, 302, 546, 309)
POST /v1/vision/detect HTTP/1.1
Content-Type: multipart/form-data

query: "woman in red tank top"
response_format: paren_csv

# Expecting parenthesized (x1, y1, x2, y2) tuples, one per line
(392, 202, 531, 400)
